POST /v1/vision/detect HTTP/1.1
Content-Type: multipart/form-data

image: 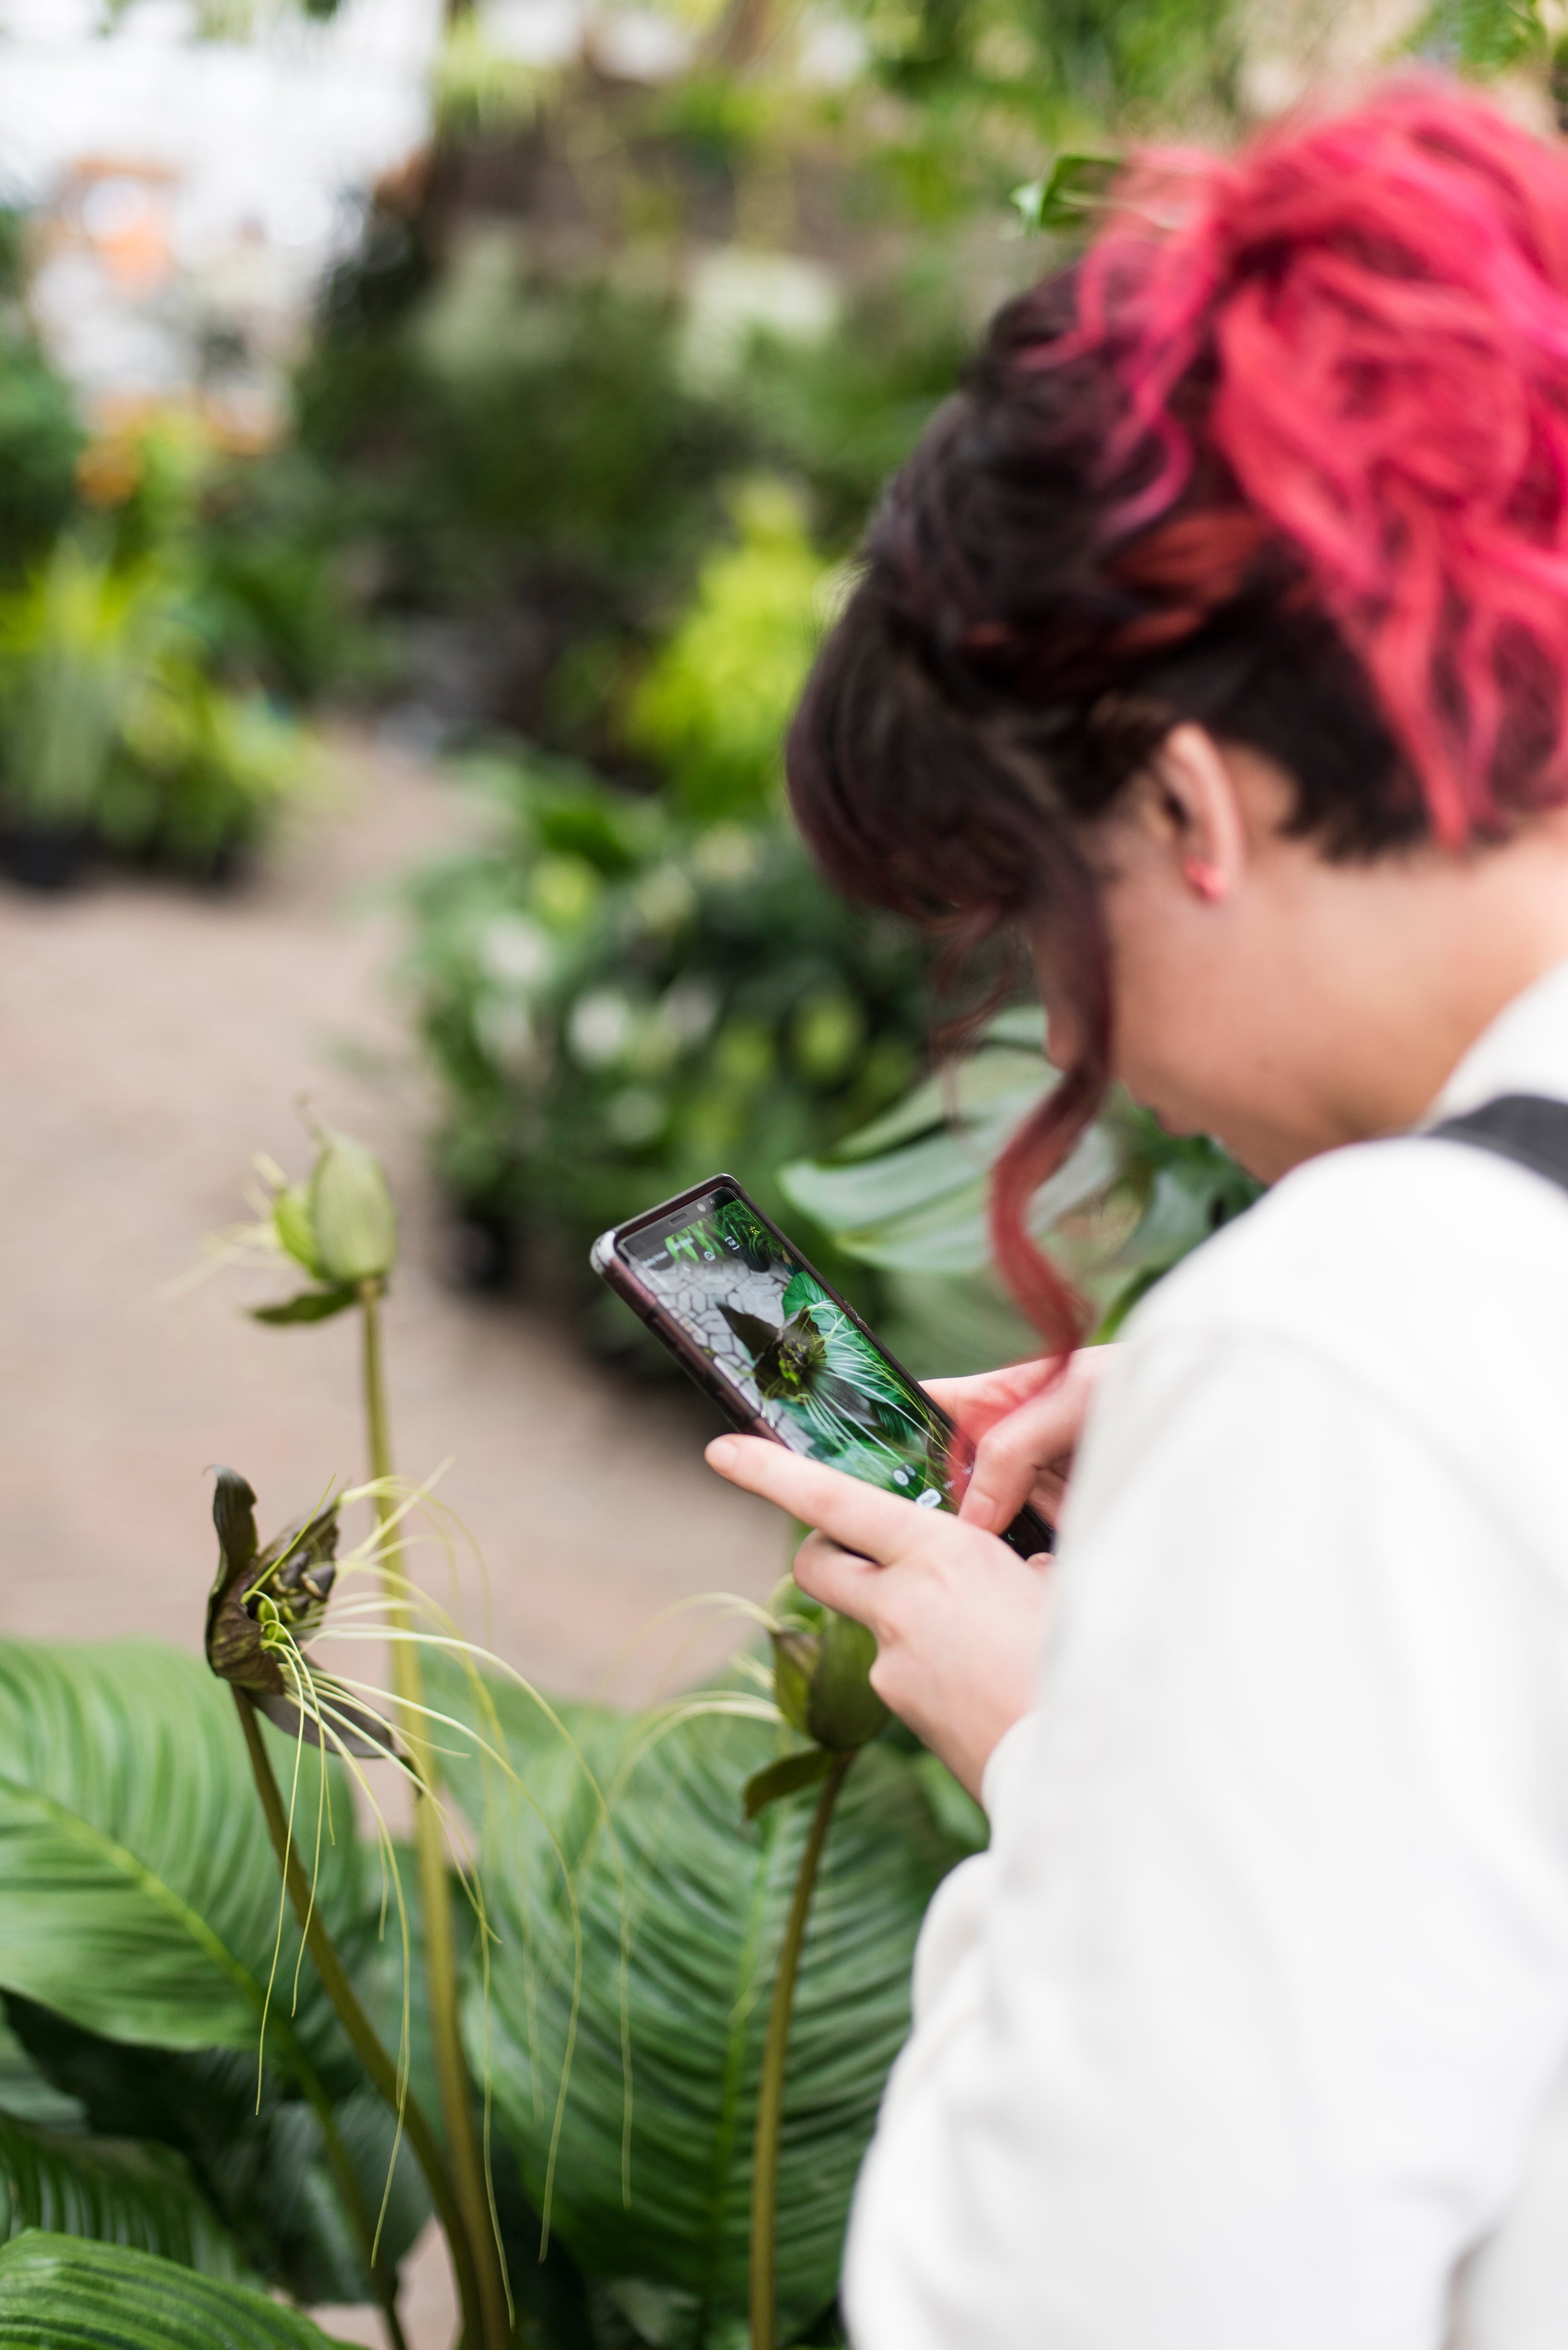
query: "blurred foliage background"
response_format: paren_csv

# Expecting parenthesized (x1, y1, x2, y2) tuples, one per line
(2, 0, 1555, 1353)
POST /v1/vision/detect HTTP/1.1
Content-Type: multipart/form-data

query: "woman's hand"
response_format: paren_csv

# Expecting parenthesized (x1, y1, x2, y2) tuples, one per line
(704, 1437, 1051, 1800)
(929, 1346, 1115, 1531)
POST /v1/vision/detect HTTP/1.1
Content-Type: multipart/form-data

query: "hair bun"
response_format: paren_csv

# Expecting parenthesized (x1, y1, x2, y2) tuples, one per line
(1083, 79, 1568, 841)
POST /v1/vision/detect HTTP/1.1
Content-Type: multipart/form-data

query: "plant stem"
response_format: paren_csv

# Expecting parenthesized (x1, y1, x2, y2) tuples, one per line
(749, 1751, 854, 2350)
(301, 2069, 411, 2350)
(232, 1686, 484, 2350)
(360, 1282, 511, 2350)
(263, 1994, 408, 2350)
(246, 1932, 410, 2350)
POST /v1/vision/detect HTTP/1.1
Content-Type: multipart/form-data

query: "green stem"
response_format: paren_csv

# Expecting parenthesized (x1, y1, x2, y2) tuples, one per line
(232, 1686, 484, 2350)
(296, 2063, 410, 2350)
(245, 1966, 408, 2350)
(360, 1283, 511, 2350)
(264, 2002, 406, 2350)
(749, 1751, 854, 2350)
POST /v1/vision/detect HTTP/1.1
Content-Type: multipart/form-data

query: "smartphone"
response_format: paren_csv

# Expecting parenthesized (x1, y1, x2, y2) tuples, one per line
(591, 1173, 1054, 1560)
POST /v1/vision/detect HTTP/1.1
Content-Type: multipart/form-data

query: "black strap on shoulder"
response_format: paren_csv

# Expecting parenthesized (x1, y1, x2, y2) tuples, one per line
(1429, 1093, 1568, 1196)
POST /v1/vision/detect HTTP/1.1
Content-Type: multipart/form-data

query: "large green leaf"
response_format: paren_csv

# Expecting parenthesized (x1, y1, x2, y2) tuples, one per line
(781, 1014, 1261, 1348)
(437, 1667, 970, 2350)
(780, 1084, 1115, 1275)
(2, 1996, 429, 2307)
(0, 1643, 431, 2306)
(0, 1641, 363, 2070)
(0, 2010, 79, 2129)
(0, 2232, 345, 2347)
(0, 2113, 244, 2277)
(820, 1009, 1048, 1162)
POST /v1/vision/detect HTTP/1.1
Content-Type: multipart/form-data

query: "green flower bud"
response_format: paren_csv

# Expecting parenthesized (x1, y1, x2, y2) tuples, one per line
(308, 1125, 396, 1287)
(768, 1583, 889, 1754)
(272, 1183, 324, 1279)
(771, 1628, 817, 1740)
(806, 1609, 888, 1751)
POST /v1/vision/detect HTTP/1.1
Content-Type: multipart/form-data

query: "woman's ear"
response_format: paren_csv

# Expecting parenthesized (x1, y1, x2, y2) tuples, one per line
(1141, 723, 1248, 905)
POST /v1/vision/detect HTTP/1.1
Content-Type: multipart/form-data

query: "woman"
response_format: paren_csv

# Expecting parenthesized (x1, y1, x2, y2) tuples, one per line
(705, 81, 1568, 2348)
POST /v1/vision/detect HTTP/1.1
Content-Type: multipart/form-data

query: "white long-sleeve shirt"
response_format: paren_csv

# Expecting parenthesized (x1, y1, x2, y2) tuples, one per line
(845, 957, 1568, 2350)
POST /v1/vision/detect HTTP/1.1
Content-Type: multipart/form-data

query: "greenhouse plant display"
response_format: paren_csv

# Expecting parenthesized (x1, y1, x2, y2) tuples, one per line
(402, 742, 928, 1346)
(0, 531, 312, 888)
(393, 474, 934, 1332)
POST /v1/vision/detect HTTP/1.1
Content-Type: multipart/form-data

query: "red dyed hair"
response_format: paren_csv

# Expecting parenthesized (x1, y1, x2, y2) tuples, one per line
(1080, 81, 1568, 843)
(788, 79, 1568, 1350)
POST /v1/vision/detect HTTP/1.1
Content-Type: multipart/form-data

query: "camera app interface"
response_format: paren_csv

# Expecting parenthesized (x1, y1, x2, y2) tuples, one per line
(622, 1186, 958, 1509)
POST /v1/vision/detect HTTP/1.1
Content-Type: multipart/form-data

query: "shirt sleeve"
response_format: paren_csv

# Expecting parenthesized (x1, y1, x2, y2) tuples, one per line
(844, 1329, 1568, 2350)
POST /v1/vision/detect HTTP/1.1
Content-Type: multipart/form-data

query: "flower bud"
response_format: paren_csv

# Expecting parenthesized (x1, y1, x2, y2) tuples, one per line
(768, 1584, 889, 1753)
(806, 1609, 888, 1750)
(771, 1627, 817, 1740)
(308, 1125, 396, 1287)
(272, 1183, 324, 1279)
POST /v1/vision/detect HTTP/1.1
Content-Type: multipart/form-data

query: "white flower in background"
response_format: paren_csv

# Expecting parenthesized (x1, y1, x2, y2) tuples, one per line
(627, 982, 716, 1078)
(474, 994, 541, 1076)
(691, 824, 762, 886)
(590, 5, 693, 81)
(681, 248, 839, 390)
(477, 911, 551, 988)
(569, 986, 634, 1068)
(794, 15, 867, 86)
(631, 863, 697, 934)
(484, 0, 583, 67)
(661, 978, 720, 1050)
(605, 1085, 667, 1145)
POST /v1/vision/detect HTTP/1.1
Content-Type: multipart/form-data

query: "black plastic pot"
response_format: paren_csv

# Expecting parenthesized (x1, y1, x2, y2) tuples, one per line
(444, 1206, 520, 1293)
(1, 820, 92, 893)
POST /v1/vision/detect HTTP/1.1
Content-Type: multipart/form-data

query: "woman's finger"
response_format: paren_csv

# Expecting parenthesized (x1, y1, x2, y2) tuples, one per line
(792, 1530, 881, 1620)
(924, 1357, 1063, 1436)
(961, 1393, 1073, 1530)
(704, 1434, 927, 1563)
(921, 1374, 982, 1414)
(958, 1353, 1114, 1530)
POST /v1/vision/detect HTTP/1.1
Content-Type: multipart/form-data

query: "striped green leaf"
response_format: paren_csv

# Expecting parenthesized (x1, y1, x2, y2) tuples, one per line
(437, 1667, 972, 2350)
(0, 1643, 428, 2307)
(0, 2114, 244, 2276)
(0, 2232, 344, 2347)
(0, 1641, 363, 2070)
(2, 2001, 429, 2307)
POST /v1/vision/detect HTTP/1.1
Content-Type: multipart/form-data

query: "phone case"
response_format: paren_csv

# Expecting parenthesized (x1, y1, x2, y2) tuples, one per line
(592, 1173, 1054, 1559)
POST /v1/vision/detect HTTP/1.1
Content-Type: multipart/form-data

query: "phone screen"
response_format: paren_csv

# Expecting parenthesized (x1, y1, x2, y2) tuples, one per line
(619, 1182, 961, 1512)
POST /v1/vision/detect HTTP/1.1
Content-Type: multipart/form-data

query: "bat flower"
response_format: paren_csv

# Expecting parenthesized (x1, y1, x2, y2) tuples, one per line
(718, 1301, 890, 1439)
(204, 1466, 393, 1757)
(720, 1302, 826, 1401)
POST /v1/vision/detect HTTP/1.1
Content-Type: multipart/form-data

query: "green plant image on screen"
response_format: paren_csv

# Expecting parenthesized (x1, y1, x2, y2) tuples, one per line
(623, 1190, 958, 1506)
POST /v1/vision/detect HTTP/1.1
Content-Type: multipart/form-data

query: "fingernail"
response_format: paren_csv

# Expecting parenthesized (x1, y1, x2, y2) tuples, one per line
(706, 1438, 738, 1471)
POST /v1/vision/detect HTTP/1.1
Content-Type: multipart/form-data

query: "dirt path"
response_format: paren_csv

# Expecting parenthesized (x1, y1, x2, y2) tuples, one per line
(0, 727, 783, 2344)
